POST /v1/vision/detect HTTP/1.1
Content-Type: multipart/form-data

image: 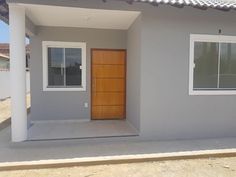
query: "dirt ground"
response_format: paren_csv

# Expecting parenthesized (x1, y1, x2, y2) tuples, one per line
(0, 95, 31, 124)
(0, 157, 235, 177)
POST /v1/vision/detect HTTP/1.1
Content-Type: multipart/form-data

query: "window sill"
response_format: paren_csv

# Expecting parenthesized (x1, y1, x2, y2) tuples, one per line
(189, 90, 236, 95)
(43, 87, 86, 92)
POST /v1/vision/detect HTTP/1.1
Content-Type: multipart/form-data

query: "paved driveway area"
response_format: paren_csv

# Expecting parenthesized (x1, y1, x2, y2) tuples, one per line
(1, 94, 236, 177)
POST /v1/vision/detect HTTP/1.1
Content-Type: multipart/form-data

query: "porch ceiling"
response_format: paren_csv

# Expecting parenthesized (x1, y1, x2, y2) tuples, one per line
(23, 4, 140, 30)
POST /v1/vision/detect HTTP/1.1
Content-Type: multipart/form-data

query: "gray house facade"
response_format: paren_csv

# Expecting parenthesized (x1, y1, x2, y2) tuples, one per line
(4, 0, 236, 142)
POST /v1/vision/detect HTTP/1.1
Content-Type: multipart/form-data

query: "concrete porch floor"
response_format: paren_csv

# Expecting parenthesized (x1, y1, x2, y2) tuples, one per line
(28, 120, 138, 140)
(1, 125, 236, 169)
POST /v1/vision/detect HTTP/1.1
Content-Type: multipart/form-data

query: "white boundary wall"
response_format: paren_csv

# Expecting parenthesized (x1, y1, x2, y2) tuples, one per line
(0, 70, 30, 100)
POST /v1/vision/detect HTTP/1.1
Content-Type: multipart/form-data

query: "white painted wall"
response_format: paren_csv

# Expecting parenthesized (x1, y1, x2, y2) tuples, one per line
(0, 70, 30, 100)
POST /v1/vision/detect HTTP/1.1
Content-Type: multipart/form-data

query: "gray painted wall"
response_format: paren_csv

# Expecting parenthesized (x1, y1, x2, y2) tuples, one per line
(25, 0, 236, 140)
(127, 15, 142, 131)
(30, 27, 126, 121)
(140, 6, 236, 140)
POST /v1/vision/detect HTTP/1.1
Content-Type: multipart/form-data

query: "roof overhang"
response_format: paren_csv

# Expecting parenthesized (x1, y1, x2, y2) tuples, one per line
(135, 0, 236, 11)
(1, 0, 236, 26)
(23, 4, 141, 30)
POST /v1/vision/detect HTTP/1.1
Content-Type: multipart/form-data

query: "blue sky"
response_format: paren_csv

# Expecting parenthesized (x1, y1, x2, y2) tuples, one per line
(0, 20, 9, 43)
(0, 20, 29, 44)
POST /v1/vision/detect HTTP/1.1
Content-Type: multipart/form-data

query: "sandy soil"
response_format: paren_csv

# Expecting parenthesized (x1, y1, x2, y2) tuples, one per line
(0, 157, 236, 177)
(0, 94, 31, 124)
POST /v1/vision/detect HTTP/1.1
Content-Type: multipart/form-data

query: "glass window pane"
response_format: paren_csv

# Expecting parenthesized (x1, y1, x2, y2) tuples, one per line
(48, 48, 64, 86)
(193, 42, 219, 89)
(219, 43, 236, 88)
(65, 48, 82, 86)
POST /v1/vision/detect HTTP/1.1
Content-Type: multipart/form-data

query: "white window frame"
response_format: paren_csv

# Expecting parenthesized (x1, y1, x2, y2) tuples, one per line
(189, 34, 236, 95)
(42, 41, 86, 91)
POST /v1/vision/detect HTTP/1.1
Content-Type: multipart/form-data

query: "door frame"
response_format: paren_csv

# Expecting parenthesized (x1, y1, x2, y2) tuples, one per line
(91, 48, 127, 120)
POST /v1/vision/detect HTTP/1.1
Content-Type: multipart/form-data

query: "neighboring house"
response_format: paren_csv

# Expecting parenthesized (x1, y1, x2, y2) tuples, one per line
(0, 53, 9, 70)
(1, 0, 236, 142)
(0, 43, 30, 69)
(0, 43, 30, 99)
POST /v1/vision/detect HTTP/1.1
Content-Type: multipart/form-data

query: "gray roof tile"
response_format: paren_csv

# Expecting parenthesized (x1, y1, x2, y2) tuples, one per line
(134, 0, 236, 9)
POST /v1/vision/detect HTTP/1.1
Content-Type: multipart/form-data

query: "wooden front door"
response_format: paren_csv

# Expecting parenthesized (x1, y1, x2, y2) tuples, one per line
(91, 49, 126, 120)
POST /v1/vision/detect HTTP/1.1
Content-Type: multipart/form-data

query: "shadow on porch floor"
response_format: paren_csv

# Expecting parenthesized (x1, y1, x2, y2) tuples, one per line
(28, 120, 138, 140)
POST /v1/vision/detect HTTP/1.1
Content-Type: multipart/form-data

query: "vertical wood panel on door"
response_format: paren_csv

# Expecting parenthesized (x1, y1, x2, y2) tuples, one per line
(91, 49, 126, 120)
